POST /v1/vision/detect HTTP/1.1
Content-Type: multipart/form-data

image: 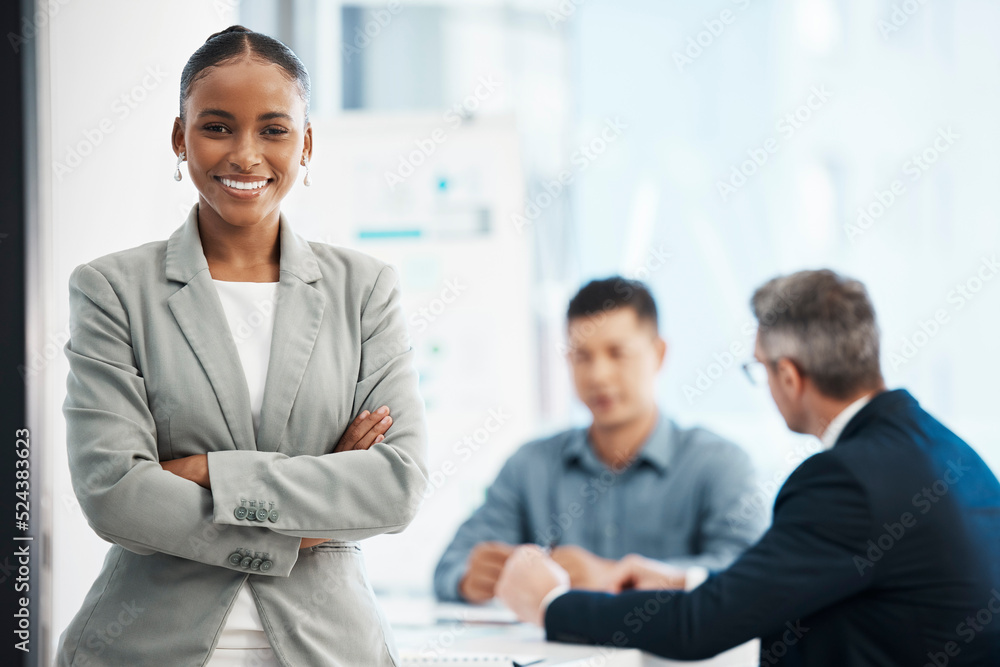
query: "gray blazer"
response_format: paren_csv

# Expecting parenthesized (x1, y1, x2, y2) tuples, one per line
(56, 203, 428, 666)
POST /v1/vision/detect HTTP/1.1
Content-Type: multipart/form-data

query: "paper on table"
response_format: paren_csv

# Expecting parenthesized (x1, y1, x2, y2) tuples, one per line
(399, 651, 545, 666)
(434, 602, 520, 624)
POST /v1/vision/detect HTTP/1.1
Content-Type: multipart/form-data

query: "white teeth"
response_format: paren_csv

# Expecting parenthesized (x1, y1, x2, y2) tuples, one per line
(220, 177, 268, 190)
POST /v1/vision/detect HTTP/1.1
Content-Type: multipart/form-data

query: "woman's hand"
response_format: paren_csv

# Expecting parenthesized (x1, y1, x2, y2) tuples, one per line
(160, 454, 211, 489)
(299, 537, 331, 549)
(334, 405, 393, 452)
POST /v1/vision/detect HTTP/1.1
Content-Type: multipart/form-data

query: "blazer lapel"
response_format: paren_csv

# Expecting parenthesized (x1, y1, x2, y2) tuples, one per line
(255, 242, 325, 454)
(164, 203, 325, 454)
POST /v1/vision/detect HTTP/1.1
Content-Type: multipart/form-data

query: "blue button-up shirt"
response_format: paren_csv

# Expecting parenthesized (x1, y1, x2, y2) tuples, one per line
(433, 410, 766, 601)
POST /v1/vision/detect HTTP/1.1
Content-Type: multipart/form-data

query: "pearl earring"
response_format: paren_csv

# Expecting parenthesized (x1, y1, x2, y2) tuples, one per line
(302, 157, 311, 187)
(174, 151, 186, 181)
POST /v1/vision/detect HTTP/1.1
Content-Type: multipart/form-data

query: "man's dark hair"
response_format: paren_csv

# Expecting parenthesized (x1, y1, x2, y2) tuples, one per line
(567, 276, 659, 333)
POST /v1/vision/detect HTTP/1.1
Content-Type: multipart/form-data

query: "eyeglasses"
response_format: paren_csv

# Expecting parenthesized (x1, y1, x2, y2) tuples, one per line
(741, 359, 770, 386)
(743, 356, 806, 385)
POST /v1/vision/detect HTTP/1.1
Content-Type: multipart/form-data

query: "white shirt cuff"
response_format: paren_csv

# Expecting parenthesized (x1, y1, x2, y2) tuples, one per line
(685, 566, 710, 591)
(539, 584, 571, 615)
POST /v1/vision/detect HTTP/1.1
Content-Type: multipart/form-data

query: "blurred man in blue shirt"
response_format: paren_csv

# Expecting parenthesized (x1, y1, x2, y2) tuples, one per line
(433, 277, 766, 603)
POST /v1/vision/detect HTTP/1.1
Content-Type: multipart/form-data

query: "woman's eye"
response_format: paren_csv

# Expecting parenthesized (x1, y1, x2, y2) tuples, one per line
(201, 125, 287, 135)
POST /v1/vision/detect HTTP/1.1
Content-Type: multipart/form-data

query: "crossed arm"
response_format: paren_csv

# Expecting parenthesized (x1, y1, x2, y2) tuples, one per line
(159, 407, 397, 549)
(64, 261, 427, 575)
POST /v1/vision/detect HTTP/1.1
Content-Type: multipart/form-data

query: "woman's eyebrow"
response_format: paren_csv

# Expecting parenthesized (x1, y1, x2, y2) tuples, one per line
(196, 108, 293, 121)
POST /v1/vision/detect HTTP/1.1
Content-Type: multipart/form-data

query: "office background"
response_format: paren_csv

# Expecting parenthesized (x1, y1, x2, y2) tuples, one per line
(26, 0, 1000, 662)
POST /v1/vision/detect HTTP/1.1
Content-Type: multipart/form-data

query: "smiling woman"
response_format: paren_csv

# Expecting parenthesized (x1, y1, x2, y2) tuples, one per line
(56, 25, 427, 667)
(170, 25, 314, 283)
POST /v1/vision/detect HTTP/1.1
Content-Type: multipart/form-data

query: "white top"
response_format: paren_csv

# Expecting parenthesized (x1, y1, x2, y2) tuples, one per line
(819, 393, 875, 450)
(209, 279, 280, 652)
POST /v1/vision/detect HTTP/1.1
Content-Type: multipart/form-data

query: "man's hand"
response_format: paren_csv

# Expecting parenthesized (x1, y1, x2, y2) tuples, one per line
(608, 553, 688, 593)
(495, 544, 570, 626)
(160, 454, 210, 489)
(459, 541, 516, 603)
(550, 544, 618, 591)
(334, 405, 393, 452)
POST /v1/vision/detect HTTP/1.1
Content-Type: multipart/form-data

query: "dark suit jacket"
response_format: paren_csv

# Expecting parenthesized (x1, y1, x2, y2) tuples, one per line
(545, 389, 1000, 666)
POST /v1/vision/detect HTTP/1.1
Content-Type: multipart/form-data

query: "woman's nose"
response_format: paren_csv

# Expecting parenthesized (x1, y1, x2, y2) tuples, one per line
(228, 132, 262, 170)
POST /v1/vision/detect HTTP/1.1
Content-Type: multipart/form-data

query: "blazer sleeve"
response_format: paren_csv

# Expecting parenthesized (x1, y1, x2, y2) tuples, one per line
(63, 263, 303, 576)
(205, 263, 429, 540)
(544, 453, 874, 659)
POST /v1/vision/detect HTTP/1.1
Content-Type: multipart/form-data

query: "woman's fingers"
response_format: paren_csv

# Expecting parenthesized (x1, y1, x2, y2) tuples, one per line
(334, 409, 373, 453)
(334, 406, 392, 452)
(352, 410, 392, 450)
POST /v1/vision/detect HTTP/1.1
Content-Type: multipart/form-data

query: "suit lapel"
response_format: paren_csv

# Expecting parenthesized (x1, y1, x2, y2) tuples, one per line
(168, 273, 257, 451)
(164, 203, 324, 454)
(256, 272, 325, 453)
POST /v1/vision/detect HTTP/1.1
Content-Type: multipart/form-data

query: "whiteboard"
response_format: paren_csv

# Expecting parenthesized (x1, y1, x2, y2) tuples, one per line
(282, 112, 540, 592)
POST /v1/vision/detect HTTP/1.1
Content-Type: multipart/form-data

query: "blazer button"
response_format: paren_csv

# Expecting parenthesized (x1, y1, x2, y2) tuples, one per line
(268, 510, 279, 522)
(234, 507, 248, 520)
(260, 559, 273, 572)
(255, 508, 269, 521)
(228, 552, 243, 566)
(250, 558, 263, 571)
(240, 556, 253, 568)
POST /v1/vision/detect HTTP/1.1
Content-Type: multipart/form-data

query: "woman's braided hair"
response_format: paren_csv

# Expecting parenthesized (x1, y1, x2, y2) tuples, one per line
(178, 24, 310, 124)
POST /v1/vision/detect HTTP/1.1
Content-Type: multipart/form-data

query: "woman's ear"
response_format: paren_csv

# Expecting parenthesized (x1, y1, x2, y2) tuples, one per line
(171, 117, 185, 156)
(303, 122, 313, 163)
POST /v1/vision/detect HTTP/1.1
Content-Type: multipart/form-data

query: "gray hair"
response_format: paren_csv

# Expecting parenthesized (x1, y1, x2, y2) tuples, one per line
(750, 269, 883, 399)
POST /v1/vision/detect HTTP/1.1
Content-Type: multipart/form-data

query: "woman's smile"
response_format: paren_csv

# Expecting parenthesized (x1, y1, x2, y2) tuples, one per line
(213, 174, 273, 200)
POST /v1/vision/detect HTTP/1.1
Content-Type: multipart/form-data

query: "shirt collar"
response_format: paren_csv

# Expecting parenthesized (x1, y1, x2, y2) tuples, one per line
(819, 393, 874, 450)
(562, 409, 676, 475)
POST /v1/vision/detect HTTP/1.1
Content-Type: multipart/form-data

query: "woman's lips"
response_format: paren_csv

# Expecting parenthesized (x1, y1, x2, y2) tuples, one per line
(215, 176, 271, 200)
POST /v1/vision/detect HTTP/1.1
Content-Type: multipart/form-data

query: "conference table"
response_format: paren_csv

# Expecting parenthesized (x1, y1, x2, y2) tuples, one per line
(380, 595, 759, 666)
